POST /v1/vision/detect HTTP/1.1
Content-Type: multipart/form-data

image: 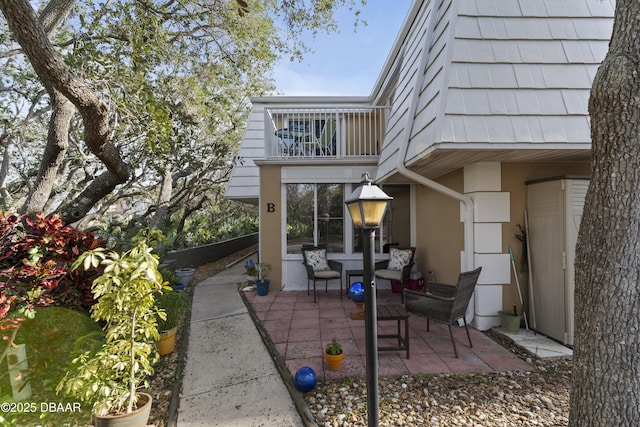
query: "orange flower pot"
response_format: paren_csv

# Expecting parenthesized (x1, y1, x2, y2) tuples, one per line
(324, 351, 344, 371)
(158, 327, 177, 356)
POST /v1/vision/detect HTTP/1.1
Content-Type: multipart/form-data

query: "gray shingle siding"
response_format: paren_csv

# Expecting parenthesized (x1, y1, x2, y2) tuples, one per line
(224, 105, 264, 200)
(376, 0, 613, 181)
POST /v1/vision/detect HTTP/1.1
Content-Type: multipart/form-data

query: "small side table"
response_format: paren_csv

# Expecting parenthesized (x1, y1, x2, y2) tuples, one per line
(376, 304, 410, 359)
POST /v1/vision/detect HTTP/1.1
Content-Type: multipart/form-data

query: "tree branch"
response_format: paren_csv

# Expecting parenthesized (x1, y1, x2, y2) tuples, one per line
(0, 0, 130, 222)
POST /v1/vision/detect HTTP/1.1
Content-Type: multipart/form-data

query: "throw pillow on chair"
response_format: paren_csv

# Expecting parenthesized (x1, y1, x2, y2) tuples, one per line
(388, 248, 413, 270)
(306, 249, 330, 272)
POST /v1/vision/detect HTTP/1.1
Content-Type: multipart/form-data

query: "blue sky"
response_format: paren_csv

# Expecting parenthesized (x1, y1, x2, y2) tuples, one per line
(272, 1, 413, 96)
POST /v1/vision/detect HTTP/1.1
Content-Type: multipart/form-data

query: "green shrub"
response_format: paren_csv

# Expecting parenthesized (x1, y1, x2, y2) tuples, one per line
(57, 239, 164, 416)
(155, 290, 188, 332)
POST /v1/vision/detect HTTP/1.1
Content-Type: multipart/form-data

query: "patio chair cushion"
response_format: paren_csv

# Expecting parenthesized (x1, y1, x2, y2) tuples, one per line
(314, 270, 341, 279)
(375, 269, 403, 281)
(388, 248, 413, 271)
(305, 249, 331, 272)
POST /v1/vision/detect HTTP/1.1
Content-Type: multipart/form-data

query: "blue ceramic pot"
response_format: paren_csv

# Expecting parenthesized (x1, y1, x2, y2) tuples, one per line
(256, 279, 270, 296)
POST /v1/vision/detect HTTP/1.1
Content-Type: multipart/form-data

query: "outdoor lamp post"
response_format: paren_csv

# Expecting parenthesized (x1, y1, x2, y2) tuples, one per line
(345, 172, 392, 426)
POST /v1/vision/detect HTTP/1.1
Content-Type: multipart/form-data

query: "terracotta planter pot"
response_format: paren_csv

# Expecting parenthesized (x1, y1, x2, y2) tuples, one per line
(324, 351, 344, 371)
(158, 327, 178, 356)
(92, 392, 152, 427)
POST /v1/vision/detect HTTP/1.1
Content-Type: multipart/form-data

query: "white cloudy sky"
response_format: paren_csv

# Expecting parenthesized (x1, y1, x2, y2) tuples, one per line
(271, 1, 413, 96)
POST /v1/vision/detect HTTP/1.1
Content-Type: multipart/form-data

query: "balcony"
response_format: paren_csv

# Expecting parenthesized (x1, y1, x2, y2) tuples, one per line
(264, 106, 389, 159)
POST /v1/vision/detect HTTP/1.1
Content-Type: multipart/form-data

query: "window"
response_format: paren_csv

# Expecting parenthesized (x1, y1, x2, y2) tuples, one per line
(285, 183, 406, 256)
(286, 183, 344, 254)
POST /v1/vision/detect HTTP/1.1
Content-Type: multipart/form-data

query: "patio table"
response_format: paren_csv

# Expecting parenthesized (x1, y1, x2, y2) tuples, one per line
(376, 304, 410, 359)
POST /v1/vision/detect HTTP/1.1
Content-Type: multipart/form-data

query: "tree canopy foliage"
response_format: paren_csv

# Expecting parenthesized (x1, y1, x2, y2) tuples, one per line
(0, 0, 363, 242)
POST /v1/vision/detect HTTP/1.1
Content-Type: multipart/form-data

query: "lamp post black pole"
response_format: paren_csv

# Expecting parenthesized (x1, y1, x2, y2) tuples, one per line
(362, 227, 379, 426)
(345, 172, 390, 426)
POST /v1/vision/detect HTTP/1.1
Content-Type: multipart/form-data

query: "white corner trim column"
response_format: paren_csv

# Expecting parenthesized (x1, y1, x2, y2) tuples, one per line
(463, 162, 510, 331)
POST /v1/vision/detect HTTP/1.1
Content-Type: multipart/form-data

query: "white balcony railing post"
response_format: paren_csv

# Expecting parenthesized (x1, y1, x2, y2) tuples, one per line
(265, 109, 277, 157)
(266, 105, 388, 159)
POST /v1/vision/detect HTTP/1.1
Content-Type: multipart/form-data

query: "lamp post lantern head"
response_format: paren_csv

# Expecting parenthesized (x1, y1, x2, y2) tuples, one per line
(345, 173, 392, 229)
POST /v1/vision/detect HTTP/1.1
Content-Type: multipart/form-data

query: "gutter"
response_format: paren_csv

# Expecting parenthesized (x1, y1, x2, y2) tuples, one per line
(388, 0, 476, 321)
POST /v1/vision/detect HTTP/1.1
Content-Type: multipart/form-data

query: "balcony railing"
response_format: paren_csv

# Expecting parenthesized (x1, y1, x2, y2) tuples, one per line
(265, 106, 389, 158)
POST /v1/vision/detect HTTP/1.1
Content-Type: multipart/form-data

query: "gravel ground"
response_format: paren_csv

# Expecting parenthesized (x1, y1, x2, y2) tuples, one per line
(304, 346, 571, 427)
(156, 246, 572, 427)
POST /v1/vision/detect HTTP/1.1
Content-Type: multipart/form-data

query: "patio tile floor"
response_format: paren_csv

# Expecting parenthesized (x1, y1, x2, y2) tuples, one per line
(245, 288, 532, 382)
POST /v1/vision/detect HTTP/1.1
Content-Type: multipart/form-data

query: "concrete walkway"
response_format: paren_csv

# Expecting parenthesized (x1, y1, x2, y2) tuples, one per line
(177, 260, 304, 427)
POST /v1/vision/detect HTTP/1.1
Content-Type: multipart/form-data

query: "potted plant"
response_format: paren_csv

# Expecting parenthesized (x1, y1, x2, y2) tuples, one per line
(244, 258, 257, 282)
(255, 262, 272, 296)
(57, 238, 164, 426)
(324, 338, 344, 371)
(155, 290, 189, 355)
(160, 267, 183, 291)
(498, 304, 522, 334)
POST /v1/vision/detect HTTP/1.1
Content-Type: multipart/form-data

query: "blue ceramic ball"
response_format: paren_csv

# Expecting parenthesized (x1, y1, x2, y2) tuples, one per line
(349, 281, 365, 303)
(294, 366, 317, 392)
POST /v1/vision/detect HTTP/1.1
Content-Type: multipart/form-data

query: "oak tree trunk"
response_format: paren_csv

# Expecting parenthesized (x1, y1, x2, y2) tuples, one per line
(0, 0, 130, 223)
(151, 166, 173, 229)
(21, 87, 74, 213)
(570, 1, 640, 425)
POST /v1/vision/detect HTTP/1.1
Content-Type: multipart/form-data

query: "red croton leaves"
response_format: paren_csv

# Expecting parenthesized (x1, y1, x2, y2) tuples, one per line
(0, 212, 106, 336)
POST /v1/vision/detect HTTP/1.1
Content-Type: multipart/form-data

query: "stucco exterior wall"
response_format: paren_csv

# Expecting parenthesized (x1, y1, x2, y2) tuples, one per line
(414, 170, 465, 285)
(259, 165, 282, 288)
(385, 185, 412, 248)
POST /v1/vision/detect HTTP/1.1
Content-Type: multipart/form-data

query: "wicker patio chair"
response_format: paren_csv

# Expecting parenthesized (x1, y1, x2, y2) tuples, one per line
(375, 247, 416, 301)
(403, 267, 482, 357)
(302, 246, 343, 303)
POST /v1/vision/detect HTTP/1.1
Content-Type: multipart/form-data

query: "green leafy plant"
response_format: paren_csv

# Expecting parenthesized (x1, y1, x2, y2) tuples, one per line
(155, 290, 188, 332)
(160, 268, 179, 286)
(244, 258, 257, 276)
(57, 235, 165, 417)
(257, 262, 272, 281)
(0, 212, 105, 364)
(325, 338, 343, 356)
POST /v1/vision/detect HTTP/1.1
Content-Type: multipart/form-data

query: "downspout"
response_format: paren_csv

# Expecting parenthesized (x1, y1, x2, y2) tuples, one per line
(392, 1, 476, 321)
